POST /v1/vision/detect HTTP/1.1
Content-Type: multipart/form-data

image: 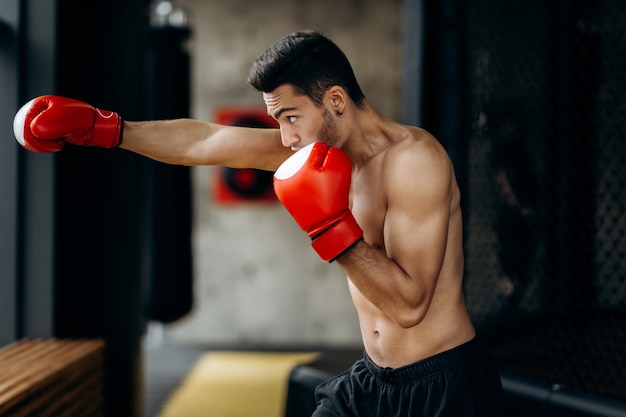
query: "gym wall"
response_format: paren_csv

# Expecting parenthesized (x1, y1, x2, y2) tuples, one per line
(161, 0, 404, 348)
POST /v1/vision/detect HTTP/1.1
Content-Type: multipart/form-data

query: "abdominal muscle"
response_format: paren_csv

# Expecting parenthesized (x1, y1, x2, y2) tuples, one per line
(348, 279, 476, 369)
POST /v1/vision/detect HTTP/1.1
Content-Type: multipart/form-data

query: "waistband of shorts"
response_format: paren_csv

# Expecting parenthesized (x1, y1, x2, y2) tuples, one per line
(363, 337, 482, 384)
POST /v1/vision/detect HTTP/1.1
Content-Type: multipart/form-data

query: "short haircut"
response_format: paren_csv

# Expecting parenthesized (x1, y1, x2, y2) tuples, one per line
(248, 31, 365, 108)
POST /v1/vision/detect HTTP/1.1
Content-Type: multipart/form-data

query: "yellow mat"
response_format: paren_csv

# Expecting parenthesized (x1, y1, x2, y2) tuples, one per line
(157, 351, 320, 417)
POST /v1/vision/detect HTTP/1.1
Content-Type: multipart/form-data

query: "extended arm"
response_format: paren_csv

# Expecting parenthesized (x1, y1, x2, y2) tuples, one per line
(122, 119, 290, 170)
(14, 95, 292, 171)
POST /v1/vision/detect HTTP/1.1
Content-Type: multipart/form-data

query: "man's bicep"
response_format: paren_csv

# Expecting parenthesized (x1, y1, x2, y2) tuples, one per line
(384, 153, 452, 287)
(385, 198, 450, 285)
(202, 125, 290, 170)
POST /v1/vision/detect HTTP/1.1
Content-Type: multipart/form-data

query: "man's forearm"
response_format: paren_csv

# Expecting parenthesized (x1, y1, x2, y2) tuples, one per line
(337, 240, 430, 328)
(121, 119, 214, 166)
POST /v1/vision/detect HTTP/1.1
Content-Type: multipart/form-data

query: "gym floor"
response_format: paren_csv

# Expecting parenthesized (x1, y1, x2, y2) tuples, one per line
(143, 343, 203, 417)
(142, 341, 364, 417)
(142, 341, 595, 417)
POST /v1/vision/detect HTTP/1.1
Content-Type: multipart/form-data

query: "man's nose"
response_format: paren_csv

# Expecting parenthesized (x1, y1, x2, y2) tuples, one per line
(280, 127, 299, 148)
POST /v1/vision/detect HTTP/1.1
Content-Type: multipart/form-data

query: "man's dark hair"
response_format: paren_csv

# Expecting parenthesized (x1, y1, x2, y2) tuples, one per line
(247, 31, 365, 108)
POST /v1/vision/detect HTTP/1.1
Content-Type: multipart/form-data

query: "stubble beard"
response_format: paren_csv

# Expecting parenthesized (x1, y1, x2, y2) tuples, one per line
(317, 109, 340, 147)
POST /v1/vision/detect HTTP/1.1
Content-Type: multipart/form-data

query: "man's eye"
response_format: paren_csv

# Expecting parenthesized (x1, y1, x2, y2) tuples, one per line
(287, 116, 297, 123)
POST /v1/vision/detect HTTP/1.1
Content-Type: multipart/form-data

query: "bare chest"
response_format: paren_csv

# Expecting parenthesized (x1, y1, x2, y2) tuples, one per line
(350, 168, 387, 249)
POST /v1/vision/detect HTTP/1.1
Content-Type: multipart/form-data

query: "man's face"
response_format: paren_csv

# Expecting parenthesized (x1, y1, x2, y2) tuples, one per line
(263, 84, 339, 151)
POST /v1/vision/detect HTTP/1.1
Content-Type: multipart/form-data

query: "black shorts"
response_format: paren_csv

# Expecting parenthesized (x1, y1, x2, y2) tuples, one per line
(312, 338, 504, 417)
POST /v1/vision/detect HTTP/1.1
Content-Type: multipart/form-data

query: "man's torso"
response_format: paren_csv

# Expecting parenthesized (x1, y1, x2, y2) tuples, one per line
(347, 125, 475, 368)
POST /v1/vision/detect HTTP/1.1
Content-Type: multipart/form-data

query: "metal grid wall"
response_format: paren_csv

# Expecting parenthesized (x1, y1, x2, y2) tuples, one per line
(462, 0, 626, 403)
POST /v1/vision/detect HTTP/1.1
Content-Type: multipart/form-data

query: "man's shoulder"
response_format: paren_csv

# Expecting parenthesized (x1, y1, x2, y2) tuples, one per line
(380, 127, 455, 200)
(386, 127, 450, 168)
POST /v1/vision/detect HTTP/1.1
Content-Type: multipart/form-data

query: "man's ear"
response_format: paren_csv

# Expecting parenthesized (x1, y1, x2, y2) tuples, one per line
(326, 86, 347, 114)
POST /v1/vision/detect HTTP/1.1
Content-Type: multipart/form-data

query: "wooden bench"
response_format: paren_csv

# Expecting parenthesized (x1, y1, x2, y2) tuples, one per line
(0, 338, 105, 417)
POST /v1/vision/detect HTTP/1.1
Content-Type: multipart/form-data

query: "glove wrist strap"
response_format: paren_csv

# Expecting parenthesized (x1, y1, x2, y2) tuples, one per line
(312, 214, 363, 262)
(91, 108, 122, 148)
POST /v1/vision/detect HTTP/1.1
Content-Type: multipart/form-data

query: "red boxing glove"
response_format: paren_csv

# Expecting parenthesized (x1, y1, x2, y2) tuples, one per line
(274, 142, 363, 262)
(13, 95, 123, 153)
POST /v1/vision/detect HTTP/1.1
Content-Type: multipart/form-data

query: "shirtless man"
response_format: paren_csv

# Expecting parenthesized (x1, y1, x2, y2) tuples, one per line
(14, 31, 504, 416)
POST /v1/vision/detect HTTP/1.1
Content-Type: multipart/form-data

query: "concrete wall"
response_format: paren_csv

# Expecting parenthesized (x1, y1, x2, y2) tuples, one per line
(163, 0, 404, 348)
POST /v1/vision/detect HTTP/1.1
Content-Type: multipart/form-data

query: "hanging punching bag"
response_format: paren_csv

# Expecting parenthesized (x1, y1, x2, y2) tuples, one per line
(144, 1, 194, 323)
